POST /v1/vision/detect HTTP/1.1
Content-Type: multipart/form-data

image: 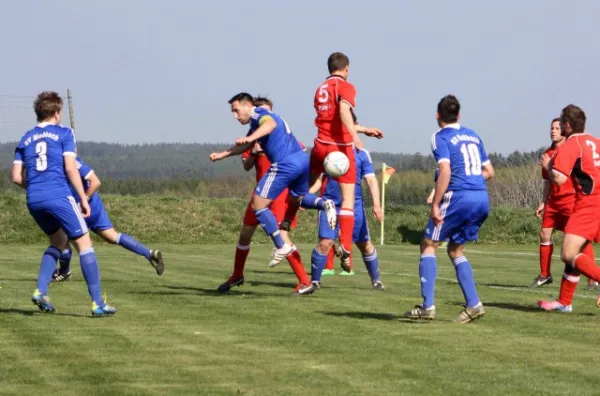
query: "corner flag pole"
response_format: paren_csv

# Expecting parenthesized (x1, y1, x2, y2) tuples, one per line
(380, 163, 387, 246)
(67, 89, 76, 131)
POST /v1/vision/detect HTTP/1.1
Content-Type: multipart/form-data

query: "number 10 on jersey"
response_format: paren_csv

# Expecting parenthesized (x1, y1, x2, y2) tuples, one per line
(460, 143, 482, 176)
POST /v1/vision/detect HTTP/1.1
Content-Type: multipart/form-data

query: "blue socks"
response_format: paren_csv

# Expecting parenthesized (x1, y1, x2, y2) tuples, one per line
(363, 250, 380, 281)
(37, 247, 61, 295)
(116, 233, 151, 260)
(419, 254, 437, 309)
(58, 248, 72, 273)
(311, 248, 328, 283)
(255, 208, 285, 249)
(453, 256, 480, 308)
(300, 193, 327, 210)
(79, 248, 104, 307)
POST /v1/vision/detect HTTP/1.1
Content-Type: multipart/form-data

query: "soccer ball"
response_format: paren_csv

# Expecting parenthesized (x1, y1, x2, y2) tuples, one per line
(324, 151, 350, 178)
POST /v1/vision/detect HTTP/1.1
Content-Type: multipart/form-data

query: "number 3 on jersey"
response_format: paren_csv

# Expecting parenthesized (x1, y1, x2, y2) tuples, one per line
(35, 141, 47, 171)
(460, 143, 482, 176)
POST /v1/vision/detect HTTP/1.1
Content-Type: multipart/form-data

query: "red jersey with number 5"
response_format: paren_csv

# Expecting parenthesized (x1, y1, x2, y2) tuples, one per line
(541, 146, 576, 200)
(552, 133, 600, 199)
(314, 75, 356, 145)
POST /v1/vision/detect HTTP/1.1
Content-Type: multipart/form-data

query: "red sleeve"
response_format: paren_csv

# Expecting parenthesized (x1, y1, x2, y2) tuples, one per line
(242, 148, 252, 160)
(553, 139, 580, 177)
(338, 81, 356, 108)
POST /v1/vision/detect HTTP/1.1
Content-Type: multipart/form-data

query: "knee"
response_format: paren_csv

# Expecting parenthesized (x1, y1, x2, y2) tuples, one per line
(539, 229, 552, 243)
(446, 242, 463, 260)
(420, 238, 436, 255)
(560, 249, 576, 265)
(317, 239, 334, 254)
(358, 241, 374, 256)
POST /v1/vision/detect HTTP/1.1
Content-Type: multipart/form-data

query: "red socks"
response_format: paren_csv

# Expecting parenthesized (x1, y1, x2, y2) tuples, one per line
(286, 246, 310, 285)
(539, 242, 553, 277)
(232, 244, 250, 279)
(338, 208, 355, 253)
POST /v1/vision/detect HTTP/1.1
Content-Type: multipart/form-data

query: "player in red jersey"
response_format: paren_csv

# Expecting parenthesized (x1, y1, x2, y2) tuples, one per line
(538, 105, 600, 312)
(217, 97, 309, 293)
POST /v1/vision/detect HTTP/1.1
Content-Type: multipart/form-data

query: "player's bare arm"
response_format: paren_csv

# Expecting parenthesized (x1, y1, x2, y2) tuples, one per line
(339, 101, 363, 149)
(482, 162, 495, 181)
(355, 125, 384, 139)
(11, 162, 25, 189)
(64, 155, 91, 218)
(85, 172, 102, 199)
(540, 154, 568, 185)
(210, 143, 253, 162)
(431, 161, 451, 226)
(365, 174, 383, 221)
(236, 117, 277, 145)
(535, 180, 551, 218)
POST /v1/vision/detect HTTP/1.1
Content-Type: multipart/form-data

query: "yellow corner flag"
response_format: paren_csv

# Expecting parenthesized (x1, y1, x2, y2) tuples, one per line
(380, 163, 396, 245)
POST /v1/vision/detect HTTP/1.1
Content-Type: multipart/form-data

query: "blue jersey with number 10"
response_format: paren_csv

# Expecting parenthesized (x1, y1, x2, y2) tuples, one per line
(248, 107, 304, 164)
(14, 123, 77, 204)
(431, 124, 489, 191)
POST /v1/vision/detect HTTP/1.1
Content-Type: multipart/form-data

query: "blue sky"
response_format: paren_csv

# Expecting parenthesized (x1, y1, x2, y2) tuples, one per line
(1, 0, 599, 154)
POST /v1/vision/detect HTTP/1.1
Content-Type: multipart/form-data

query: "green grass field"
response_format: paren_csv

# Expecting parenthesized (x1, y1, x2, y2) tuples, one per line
(2, 243, 600, 396)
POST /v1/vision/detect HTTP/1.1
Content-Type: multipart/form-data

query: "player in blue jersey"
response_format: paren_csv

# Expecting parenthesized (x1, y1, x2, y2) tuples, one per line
(426, 169, 447, 247)
(210, 93, 336, 294)
(403, 95, 494, 323)
(51, 156, 165, 282)
(303, 147, 384, 291)
(11, 91, 116, 316)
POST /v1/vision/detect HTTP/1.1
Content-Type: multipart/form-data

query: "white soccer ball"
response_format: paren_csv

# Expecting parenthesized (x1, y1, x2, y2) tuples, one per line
(324, 151, 350, 178)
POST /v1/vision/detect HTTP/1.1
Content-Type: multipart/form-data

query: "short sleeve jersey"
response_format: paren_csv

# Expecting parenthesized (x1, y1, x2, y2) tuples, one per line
(314, 75, 357, 145)
(14, 123, 77, 203)
(431, 124, 490, 191)
(248, 107, 304, 164)
(552, 133, 600, 198)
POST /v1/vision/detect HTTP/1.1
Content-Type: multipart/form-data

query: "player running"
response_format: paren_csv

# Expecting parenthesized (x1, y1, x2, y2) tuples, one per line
(531, 118, 597, 290)
(210, 93, 333, 294)
(403, 95, 494, 323)
(538, 105, 600, 312)
(216, 97, 310, 293)
(51, 155, 165, 282)
(11, 91, 115, 316)
(310, 147, 385, 290)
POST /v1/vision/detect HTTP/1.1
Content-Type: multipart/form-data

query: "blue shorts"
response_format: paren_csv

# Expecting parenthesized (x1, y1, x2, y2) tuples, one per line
(86, 194, 113, 232)
(28, 196, 89, 240)
(424, 190, 489, 245)
(256, 151, 309, 200)
(317, 201, 370, 243)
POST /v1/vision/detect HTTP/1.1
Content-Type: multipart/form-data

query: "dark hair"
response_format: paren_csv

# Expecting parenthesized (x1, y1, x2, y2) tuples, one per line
(253, 96, 273, 109)
(560, 104, 586, 132)
(437, 95, 460, 123)
(551, 118, 560, 124)
(34, 91, 63, 122)
(228, 92, 254, 105)
(327, 52, 350, 74)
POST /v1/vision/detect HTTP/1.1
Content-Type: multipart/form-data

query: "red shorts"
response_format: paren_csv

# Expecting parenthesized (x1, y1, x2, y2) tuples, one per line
(564, 200, 600, 242)
(243, 190, 298, 228)
(310, 139, 356, 184)
(541, 197, 574, 231)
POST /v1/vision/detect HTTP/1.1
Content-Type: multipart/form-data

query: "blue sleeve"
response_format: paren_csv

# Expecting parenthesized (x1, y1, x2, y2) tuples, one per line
(360, 150, 375, 178)
(75, 157, 93, 179)
(479, 139, 490, 165)
(431, 132, 450, 164)
(14, 141, 24, 163)
(62, 128, 77, 157)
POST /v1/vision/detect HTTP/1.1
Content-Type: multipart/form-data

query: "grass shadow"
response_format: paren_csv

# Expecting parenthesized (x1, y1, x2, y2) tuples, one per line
(484, 301, 542, 313)
(248, 280, 295, 289)
(396, 226, 424, 245)
(319, 310, 401, 321)
(482, 283, 531, 289)
(247, 270, 292, 276)
(131, 285, 267, 297)
(0, 308, 89, 318)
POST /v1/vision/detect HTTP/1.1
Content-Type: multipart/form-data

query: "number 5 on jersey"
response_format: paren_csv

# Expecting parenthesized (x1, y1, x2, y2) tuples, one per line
(36, 141, 47, 171)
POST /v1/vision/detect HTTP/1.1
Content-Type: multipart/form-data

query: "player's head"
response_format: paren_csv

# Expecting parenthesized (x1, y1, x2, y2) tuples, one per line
(34, 91, 63, 123)
(550, 117, 563, 145)
(436, 95, 460, 127)
(560, 104, 586, 136)
(228, 92, 255, 125)
(254, 96, 273, 111)
(328, 52, 350, 77)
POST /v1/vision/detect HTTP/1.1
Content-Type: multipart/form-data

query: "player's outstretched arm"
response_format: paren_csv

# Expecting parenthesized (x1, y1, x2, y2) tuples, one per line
(86, 173, 102, 198)
(210, 143, 253, 162)
(365, 175, 383, 221)
(356, 125, 384, 139)
(11, 162, 25, 189)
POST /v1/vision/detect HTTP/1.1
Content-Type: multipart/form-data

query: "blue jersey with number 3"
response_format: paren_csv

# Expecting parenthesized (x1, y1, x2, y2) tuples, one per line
(14, 123, 77, 203)
(248, 107, 304, 164)
(431, 124, 489, 191)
